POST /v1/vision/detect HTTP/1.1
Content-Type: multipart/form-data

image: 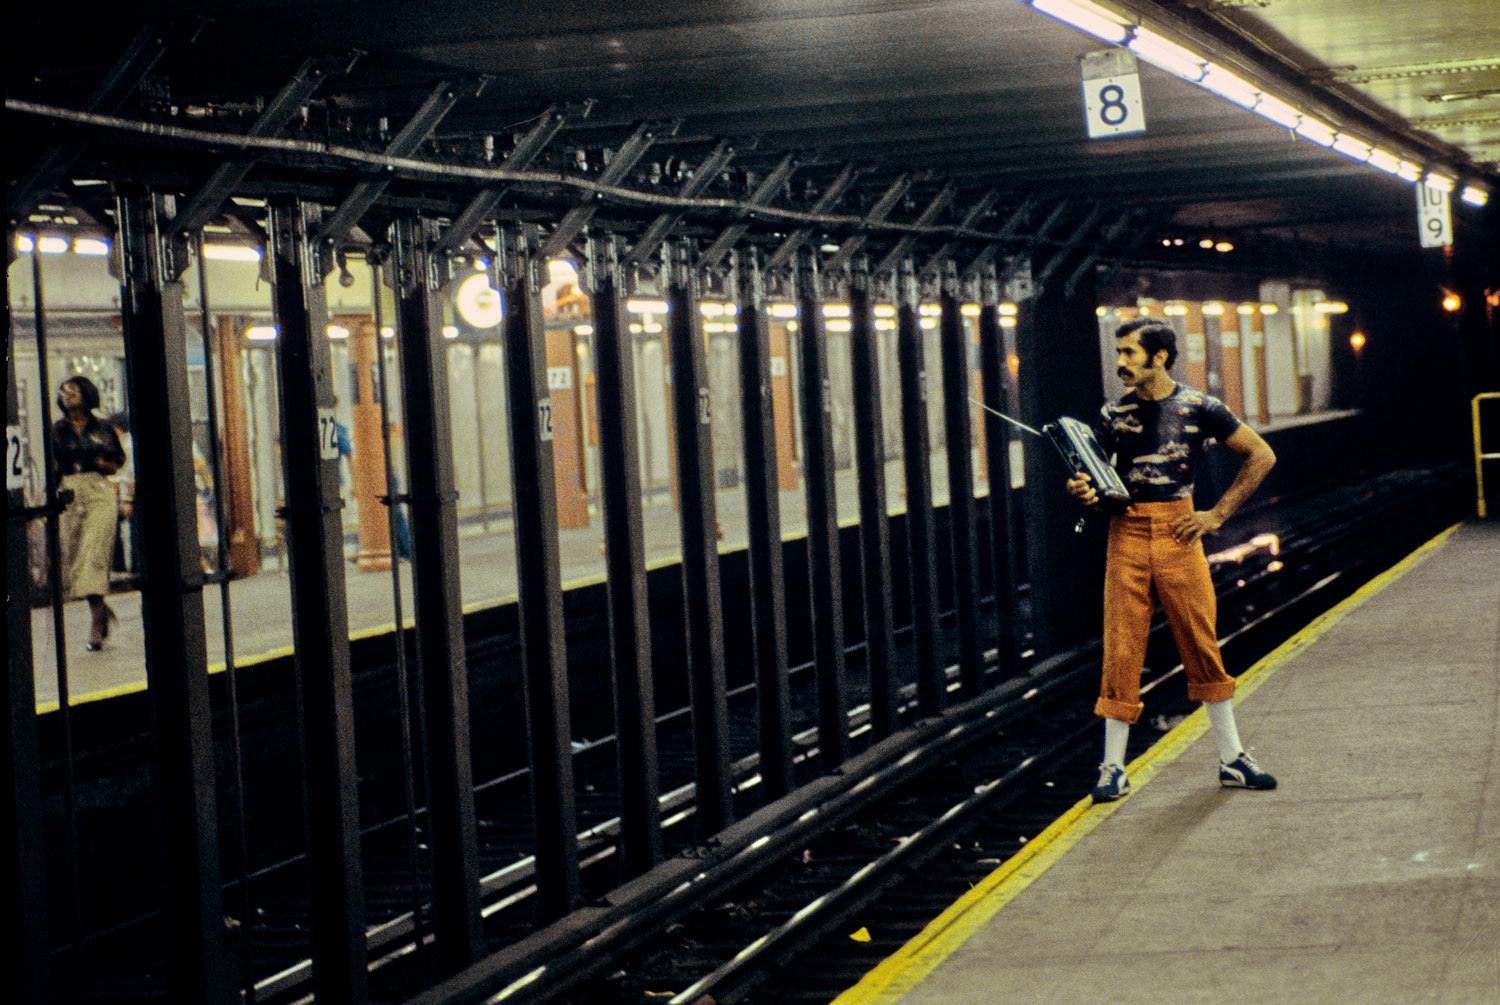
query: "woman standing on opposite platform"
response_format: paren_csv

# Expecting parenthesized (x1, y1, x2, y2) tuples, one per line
(53, 376, 126, 650)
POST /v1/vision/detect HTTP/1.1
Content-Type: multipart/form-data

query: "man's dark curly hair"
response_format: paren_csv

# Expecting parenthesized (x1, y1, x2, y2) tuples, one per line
(1115, 317, 1177, 370)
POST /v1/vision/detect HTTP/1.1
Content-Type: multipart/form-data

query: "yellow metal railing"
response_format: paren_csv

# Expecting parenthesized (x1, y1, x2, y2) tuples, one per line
(1474, 393, 1500, 518)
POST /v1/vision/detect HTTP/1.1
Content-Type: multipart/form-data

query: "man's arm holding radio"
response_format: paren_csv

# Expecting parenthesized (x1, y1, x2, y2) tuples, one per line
(1066, 424, 1276, 543)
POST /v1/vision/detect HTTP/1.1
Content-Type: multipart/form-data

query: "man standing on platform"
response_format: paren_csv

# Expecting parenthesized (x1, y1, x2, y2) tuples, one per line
(1068, 318, 1279, 802)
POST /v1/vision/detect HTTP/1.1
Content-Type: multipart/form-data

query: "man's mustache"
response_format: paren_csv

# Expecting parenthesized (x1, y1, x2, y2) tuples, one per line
(1118, 367, 1133, 379)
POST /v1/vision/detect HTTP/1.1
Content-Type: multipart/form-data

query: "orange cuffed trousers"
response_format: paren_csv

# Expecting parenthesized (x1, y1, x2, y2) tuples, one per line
(1095, 497, 1236, 723)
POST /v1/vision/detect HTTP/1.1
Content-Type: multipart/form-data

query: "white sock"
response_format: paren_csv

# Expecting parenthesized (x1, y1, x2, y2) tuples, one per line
(1103, 718, 1129, 767)
(1204, 699, 1244, 763)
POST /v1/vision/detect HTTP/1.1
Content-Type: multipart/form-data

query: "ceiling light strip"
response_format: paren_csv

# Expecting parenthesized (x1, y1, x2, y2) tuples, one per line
(1023, 0, 1489, 204)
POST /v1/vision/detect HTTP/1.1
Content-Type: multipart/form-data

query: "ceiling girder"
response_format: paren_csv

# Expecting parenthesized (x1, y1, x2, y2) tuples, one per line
(432, 106, 568, 256)
(823, 173, 912, 273)
(763, 162, 860, 273)
(8, 26, 168, 223)
(174, 55, 354, 236)
(696, 152, 799, 272)
(314, 79, 473, 249)
(623, 138, 737, 268)
(538, 120, 659, 261)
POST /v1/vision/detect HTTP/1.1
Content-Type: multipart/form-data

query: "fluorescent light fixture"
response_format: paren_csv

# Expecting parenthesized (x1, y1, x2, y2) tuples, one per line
(326, 325, 349, 340)
(644, 322, 663, 333)
(381, 326, 395, 339)
(874, 319, 897, 332)
(961, 304, 981, 317)
(1128, 28, 1206, 82)
(245, 325, 278, 341)
(37, 236, 69, 254)
(1259, 304, 1278, 315)
(999, 303, 1018, 316)
(1031, 0, 1129, 45)
(15, 235, 34, 253)
(1164, 304, 1188, 316)
(442, 325, 459, 339)
(1202, 302, 1225, 316)
(1367, 148, 1402, 174)
(999, 317, 1017, 328)
(822, 304, 851, 318)
(826, 319, 853, 333)
(1200, 64, 1259, 108)
(700, 303, 726, 318)
(1293, 117, 1335, 146)
(574, 324, 595, 336)
(1313, 301, 1348, 314)
(919, 318, 938, 330)
(1396, 160, 1423, 183)
(1424, 173, 1455, 192)
(919, 304, 941, 317)
(1237, 304, 1255, 315)
(874, 305, 896, 318)
(1214, 241, 1234, 252)
(768, 303, 798, 319)
(626, 299, 670, 314)
(203, 244, 263, 262)
(1461, 186, 1489, 207)
(1199, 238, 1215, 249)
(1331, 135, 1371, 162)
(73, 237, 110, 256)
(1251, 94, 1300, 129)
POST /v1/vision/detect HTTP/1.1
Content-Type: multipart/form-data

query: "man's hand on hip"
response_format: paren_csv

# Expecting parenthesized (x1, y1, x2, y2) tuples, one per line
(1172, 509, 1222, 543)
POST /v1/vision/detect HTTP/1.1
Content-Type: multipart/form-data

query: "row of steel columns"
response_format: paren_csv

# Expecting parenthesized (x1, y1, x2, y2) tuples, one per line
(4, 187, 1097, 1003)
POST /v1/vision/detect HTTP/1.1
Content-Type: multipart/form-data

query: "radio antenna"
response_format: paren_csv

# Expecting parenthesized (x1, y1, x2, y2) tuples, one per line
(968, 397, 1043, 438)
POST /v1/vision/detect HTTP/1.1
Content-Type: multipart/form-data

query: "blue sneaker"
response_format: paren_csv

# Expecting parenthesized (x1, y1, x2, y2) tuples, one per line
(1091, 763, 1130, 802)
(1220, 752, 1277, 790)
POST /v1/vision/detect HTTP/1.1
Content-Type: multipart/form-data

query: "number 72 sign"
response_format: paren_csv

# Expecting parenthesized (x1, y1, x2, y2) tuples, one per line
(1081, 49, 1146, 139)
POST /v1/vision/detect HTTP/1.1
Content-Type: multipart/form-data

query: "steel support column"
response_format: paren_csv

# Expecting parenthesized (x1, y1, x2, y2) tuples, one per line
(266, 195, 368, 1003)
(794, 251, 850, 768)
(390, 216, 483, 971)
(846, 259, 897, 738)
(734, 250, 795, 799)
(116, 192, 229, 1004)
(588, 238, 662, 875)
(975, 263, 1021, 678)
(665, 242, 734, 834)
(4, 286, 50, 1004)
(499, 225, 580, 918)
(895, 259, 943, 715)
(939, 262, 983, 696)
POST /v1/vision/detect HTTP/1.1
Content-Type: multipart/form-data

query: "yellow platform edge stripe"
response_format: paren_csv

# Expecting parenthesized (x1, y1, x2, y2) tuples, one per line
(832, 520, 1462, 1005)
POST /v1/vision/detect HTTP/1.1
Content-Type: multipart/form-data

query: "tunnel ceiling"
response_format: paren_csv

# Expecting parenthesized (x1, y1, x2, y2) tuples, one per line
(7, 1, 1499, 266)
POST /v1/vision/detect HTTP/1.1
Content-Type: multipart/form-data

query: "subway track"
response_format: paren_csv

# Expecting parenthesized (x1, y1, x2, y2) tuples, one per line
(542, 466, 1467, 1005)
(56, 466, 1466, 1003)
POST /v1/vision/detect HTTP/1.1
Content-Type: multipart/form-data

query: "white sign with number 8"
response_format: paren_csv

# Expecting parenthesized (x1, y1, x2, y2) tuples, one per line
(1081, 49, 1146, 139)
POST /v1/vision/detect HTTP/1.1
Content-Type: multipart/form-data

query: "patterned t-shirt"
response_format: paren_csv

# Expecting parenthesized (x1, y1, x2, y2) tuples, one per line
(1095, 385, 1240, 502)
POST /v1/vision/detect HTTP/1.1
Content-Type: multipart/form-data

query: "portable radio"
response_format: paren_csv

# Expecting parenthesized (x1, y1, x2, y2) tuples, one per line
(1043, 416, 1131, 515)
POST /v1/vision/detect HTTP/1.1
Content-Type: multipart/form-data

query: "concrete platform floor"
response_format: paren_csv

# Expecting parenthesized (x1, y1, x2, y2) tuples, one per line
(839, 520, 1499, 1005)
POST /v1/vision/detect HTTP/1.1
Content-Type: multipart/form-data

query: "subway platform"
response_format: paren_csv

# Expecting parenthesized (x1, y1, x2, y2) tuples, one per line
(837, 520, 1500, 1005)
(27, 457, 926, 709)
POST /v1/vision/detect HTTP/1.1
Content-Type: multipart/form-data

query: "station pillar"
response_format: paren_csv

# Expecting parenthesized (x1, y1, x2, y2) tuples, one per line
(347, 315, 392, 571)
(1014, 257, 1107, 654)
